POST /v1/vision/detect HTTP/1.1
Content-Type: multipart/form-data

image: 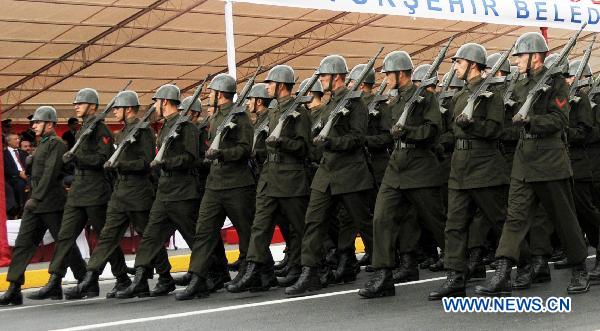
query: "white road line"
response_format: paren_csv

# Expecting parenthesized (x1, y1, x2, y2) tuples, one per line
(50, 275, 448, 331)
(0, 297, 105, 312)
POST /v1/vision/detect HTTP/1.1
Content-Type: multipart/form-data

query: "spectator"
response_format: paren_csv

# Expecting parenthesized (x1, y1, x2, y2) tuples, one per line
(3, 133, 28, 218)
(19, 139, 33, 155)
(61, 117, 79, 150)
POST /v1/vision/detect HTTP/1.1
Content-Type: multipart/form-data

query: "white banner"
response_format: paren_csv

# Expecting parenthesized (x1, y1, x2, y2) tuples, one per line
(230, 0, 600, 32)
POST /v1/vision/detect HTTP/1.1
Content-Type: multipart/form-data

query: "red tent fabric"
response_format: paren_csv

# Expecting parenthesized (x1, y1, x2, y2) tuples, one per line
(0, 106, 13, 267)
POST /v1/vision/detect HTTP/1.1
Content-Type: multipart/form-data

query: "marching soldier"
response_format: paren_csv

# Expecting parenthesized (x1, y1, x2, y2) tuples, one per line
(429, 43, 509, 300)
(475, 32, 590, 296)
(29, 89, 128, 301)
(249, 83, 273, 173)
(286, 55, 374, 295)
(358, 51, 445, 298)
(116, 84, 201, 298)
(63, 91, 172, 299)
(177, 73, 256, 300)
(227, 65, 311, 292)
(0, 107, 87, 305)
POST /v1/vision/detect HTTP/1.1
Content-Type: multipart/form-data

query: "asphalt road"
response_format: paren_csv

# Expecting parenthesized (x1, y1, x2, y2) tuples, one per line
(2, 257, 600, 331)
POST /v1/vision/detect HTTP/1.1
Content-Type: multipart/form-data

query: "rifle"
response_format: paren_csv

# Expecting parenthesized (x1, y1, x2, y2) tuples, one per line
(503, 66, 520, 108)
(267, 70, 319, 141)
(456, 45, 514, 123)
(315, 47, 384, 142)
(367, 78, 389, 117)
(152, 75, 209, 165)
(207, 66, 261, 153)
(66, 80, 132, 156)
(252, 115, 270, 152)
(104, 105, 156, 168)
(437, 68, 457, 113)
(514, 22, 587, 123)
(392, 35, 454, 131)
(569, 34, 596, 104)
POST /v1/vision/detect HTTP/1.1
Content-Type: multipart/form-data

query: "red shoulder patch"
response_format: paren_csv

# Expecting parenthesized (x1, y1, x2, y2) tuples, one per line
(555, 97, 567, 110)
(102, 136, 111, 145)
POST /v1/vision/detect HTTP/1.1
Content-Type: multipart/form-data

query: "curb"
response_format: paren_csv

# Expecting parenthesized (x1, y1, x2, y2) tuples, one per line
(0, 239, 365, 291)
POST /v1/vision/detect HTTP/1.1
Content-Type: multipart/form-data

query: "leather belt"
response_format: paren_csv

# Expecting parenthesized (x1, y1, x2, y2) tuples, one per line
(455, 139, 498, 150)
(395, 141, 416, 149)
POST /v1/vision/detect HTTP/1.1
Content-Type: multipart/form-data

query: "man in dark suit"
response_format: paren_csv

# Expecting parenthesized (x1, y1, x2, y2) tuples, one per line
(4, 133, 29, 218)
(61, 117, 79, 150)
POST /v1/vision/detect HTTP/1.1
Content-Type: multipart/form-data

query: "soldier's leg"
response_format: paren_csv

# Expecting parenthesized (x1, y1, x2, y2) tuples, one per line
(528, 204, 553, 257)
(279, 197, 309, 269)
(407, 187, 446, 251)
(246, 192, 279, 264)
(129, 210, 171, 275)
(6, 211, 48, 284)
(85, 205, 127, 278)
(371, 183, 404, 269)
(222, 186, 256, 262)
(134, 200, 177, 269)
(495, 179, 540, 262)
(573, 181, 600, 244)
(43, 212, 87, 280)
(86, 205, 130, 273)
(301, 189, 336, 267)
(468, 209, 491, 250)
(444, 189, 477, 272)
(189, 190, 227, 278)
(339, 190, 373, 257)
(336, 206, 356, 254)
(396, 206, 421, 254)
(533, 180, 588, 265)
(48, 205, 88, 277)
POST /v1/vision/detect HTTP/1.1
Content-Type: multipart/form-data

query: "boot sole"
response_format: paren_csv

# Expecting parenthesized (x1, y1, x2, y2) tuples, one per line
(567, 284, 590, 295)
(395, 275, 419, 284)
(285, 285, 322, 296)
(474, 289, 511, 297)
(512, 284, 531, 290)
(589, 276, 600, 285)
(28, 294, 63, 301)
(65, 291, 99, 300)
(358, 288, 395, 299)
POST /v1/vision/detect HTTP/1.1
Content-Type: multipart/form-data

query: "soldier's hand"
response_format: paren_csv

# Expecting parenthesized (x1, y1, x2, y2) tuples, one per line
(150, 159, 163, 170)
(512, 113, 529, 125)
(313, 136, 330, 148)
(455, 114, 473, 129)
(205, 148, 222, 161)
(265, 136, 281, 147)
(104, 160, 118, 171)
(390, 125, 404, 140)
(62, 151, 75, 163)
(24, 198, 39, 211)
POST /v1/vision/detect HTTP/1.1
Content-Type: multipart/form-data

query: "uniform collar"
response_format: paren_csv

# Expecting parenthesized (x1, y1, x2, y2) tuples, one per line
(164, 112, 179, 123)
(398, 82, 414, 95)
(466, 75, 483, 91)
(528, 66, 546, 83)
(218, 102, 233, 115)
(41, 132, 55, 143)
(331, 86, 348, 100)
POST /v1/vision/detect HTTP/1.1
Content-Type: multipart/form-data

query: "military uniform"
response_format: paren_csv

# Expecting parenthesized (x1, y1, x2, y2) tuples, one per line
(86, 117, 170, 277)
(187, 102, 256, 278)
(47, 115, 127, 279)
(6, 133, 86, 287)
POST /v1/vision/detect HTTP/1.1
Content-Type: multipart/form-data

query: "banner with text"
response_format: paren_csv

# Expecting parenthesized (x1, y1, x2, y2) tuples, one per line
(229, 0, 600, 31)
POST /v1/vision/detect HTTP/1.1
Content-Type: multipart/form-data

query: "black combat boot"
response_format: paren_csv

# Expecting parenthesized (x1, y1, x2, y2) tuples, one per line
(531, 255, 551, 283)
(428, 270, 466, 300)
(549, 247, 565, 262)
(225, 259, 247, 288)
(207, 268, 231, 293)
(175, 274, 209, 301)
(150, 273, 176, 297)
(115, 267, 150, 299)
(512, 264, 532, 290)
(227, 261, 262, 293)
(277, 264, 302, 287)
(474, 258, 513, 296)
(358, 268, 395, 299)
(319, 264, 334, 288)
(173, 272, 192, 286)
(106, 273, 131, 298)
(27, 273, 63, 300)
(392, 253, 419, 283)
(325, 248, 339, 269)
(274, 250, 289, 271)
(333, 250, 359, 284)
(588, 253, 600, 284)
(64, 271, 100, 299)
(567, 263, 590, 294)
(466, 248, 486, 280)
(358, 253, 371, 267)
(0, 283, 23, 306)
(553, 257, 570, 270)
(285, 266, 322, 295)
(482, 250, 496, 266)
(274, 264, 289, 277)
(429, 251, 445, 272)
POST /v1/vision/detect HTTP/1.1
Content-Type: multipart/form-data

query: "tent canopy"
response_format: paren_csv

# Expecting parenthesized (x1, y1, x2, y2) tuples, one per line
(1, 0, 596, 122)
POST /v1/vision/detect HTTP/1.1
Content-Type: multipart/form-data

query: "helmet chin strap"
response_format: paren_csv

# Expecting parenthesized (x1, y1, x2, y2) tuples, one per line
(213, 92, 219, 112)
(460, 61, 473, 81)
(526, 54, 533, 78)
(327, 74, 334, 92)
(394, 72, 400, 89)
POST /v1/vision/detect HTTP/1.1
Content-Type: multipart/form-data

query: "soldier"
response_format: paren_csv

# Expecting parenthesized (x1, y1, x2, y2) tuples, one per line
(177, 73, 256, 300)
(226, 65, 311, 292)
(0, 107, 87, 305)
(116, 84, 200, 298)
(173, 96, 231, 291)
(560, 59, 600, 268)
(62, 91, 172, 299)
(475, 32, 590, 296)
(358, 51, 445, 298)
(285, 55, 374, 295)
(248, 83, 273, 174)
(29, 89, 128, 301)
(429, 43, 509, 300)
